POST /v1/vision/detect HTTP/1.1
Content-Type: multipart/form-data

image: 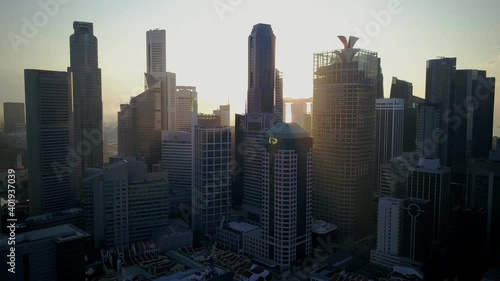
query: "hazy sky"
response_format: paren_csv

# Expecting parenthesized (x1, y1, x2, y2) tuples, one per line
(1, 0, 500, 134)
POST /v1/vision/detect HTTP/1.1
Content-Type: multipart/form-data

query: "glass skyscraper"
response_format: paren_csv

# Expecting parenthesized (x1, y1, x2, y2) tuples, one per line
(313, 36, 382, 238)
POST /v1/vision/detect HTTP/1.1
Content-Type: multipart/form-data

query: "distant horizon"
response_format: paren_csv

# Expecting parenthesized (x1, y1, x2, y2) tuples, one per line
(1, 0, 499, 134)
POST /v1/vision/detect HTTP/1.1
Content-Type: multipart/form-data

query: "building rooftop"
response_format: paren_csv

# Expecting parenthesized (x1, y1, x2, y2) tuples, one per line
(312, 220, 338, 234)
(0, 224, 89, 246)
(226, 221, 259, 233)
(266, 122, 310, 139)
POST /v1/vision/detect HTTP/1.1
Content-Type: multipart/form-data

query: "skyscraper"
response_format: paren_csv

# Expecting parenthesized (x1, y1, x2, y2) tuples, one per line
(375, 98, 404, 194)
(161, 130, 192, 217)
(25, 69, 73, 215)
(176, 86, 198, 132)
(424, 57, 456, 165)
(242, 24, 277, 220)
(146, 29, 166, 75)
(448, 70, 495, 181)
(213, 104, 231, 127)
(192, 126, 232, 235)
(69, 21, 103, 175)
(274, 69, 283, 123)
(370, 197, 404, 268)
(3, 102, 25, 134)
(313, 36, 382, 238)
(390, 77, 414, 109)
(261, 122, 312, 269)
(247, 23, 276, 114)
(407, 159, 450, 243)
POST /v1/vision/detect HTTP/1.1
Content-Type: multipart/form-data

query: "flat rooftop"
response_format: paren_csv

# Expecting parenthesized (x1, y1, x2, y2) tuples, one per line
(226, 221, 259, 233)
(0, 224, 89, 246)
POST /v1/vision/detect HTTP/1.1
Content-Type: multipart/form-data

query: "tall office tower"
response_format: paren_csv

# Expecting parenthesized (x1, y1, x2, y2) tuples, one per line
(161, 130, 192, 217)
(146, 29, 166, 75)
(261, 122, 313, 270)
(375, 98, 404, 194)
(81, 159, 169, 248)
(117, 104, 133, 156)
(274, 70, 283, 123)
(130, 89, 162, 169)
(407, 159, 450, 243)
(425, 57, 456, 165)
(247, 23, 275, 114)
(0, 224, 91, 281)
(3, 102, 25, 133)
(370, 197, 404, 268)
(467, 159, 500, 261)
(232, 113, 245, 206)
(449, 70, 495, 182)
(243, 23, 277, 220)
(70, 21, 103, 175)
(145, 71, 177, 131)
(390, 77, 414, 109)
(192, 126, 232, 235)
(313, 35, 382, 238)
(213, 104, 231, 127)
(416, 103, 440, 159)
(25, 70, 74, 215)
(401, 198, 433, 265)
(176, 86, 198, 132)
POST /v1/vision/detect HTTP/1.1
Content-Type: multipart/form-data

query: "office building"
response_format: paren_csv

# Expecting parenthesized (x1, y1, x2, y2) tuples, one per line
(312, 35, 382, 238)
(69, 21, 103, 176)
(407, 159, 450, 243)
(247, 23, 275, 114)
(401, 199, 433, 265)
(213, 104, 231, 127)
(416, 103, 441, 159)
(379, 156, 409, 198)
(198, 113, 221, 127)
(81, 159, 169, 248)
(192, 126, 231, 235)
(243, 122, 312, 270)
(370, 197, 404, 269)
(275, 70, 283, 123)
(424, 57, 456, 166)
(467, 159, 500, 261)
(161, 130, 192, 216)
(153, 219, 193, 252)
(3, 102, 25, 134)
(375, 98, 404, 194)
(0, 224, 90, 281)
(449, 70, 495, 181)
(25, 69, 74, 215)
(232, 113, 245, 207)
(242, 23, 277, 220)
(146, 29, 166, 75)
(176, 86, 197, 132)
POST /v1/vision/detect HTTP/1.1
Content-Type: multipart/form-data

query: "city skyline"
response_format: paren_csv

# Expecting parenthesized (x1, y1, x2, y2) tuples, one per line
(1, 0, 500, 134)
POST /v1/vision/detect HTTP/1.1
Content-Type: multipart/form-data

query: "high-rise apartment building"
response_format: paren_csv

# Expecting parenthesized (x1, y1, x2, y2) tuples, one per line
(313, 35, 382, 238)
(25, 69, 74, 215)
(192, 126, 232, 235)
(375, 99, 404, 194)
(161, 130, 192, 216)
(3, 102, 25, 134)
(69, 21, 103, 175)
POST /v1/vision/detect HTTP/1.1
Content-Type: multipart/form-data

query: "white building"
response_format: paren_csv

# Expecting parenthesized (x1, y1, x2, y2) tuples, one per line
(370, 197, 404, 268)
(213, 104, 230, 127)
(192, 126, 232, 235)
